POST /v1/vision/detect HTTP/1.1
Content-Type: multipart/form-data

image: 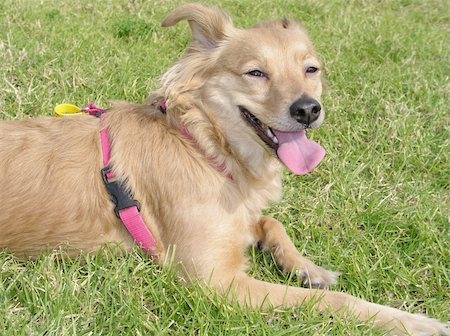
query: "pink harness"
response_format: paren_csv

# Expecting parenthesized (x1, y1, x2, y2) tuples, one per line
(83, 101, 231, 257)
(84, 104, 158, 257)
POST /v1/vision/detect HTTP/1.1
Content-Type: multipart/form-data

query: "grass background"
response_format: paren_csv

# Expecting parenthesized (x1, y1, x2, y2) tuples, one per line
(0, 0, 449, 334)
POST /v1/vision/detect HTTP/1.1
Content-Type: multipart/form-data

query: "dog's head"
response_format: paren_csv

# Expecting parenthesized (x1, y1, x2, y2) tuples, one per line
(161, 4, 325, 176)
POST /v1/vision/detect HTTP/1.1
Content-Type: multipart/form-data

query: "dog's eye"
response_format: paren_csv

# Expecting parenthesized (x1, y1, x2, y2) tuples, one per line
(306, 66, 319, 74)
(246, 70, 267, 78)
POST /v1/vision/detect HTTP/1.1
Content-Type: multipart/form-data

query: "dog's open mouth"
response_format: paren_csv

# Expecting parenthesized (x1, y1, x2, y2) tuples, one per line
(239, 106, 279, 151)
(239, 106, 326, 175)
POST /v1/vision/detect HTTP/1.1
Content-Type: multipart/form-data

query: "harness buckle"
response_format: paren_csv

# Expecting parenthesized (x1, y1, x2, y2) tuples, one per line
(101, 167, 141, 218)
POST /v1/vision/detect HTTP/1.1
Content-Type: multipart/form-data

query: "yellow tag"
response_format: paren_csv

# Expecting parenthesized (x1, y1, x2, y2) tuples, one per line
(54, 104, 82, 117)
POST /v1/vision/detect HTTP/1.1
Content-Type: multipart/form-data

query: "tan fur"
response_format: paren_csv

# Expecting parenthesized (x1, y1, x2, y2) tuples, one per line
(0, 4, 447, 336)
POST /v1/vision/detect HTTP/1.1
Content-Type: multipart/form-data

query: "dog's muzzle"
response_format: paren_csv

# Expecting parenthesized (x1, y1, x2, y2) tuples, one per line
(238, 106, 279, 151)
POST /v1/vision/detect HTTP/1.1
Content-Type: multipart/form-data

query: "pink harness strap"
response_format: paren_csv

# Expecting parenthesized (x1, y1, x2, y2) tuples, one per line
(179, 127, 233, 180)
(119, 206, 157, 255)
(161, 101, 232, 181)
(85, 104, 158, 257)
(100, 127, 114, 181)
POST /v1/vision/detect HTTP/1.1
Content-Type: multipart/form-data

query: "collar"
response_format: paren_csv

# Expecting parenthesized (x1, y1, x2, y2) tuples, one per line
(159, 100, 233, 181)
(85, 104, 158, 257)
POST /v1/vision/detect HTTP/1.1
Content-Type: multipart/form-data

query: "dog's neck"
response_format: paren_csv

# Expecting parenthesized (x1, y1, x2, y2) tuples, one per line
(156, 95, 282, 196)
(158, 98, 234, 180)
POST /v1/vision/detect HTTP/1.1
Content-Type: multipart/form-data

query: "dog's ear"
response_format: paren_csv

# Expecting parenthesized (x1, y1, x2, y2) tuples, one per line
(162, 4, 233, 49)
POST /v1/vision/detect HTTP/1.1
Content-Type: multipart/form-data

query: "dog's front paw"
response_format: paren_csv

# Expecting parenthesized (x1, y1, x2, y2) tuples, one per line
(288, 260, 340, 289)
(388, 312, 449, 336)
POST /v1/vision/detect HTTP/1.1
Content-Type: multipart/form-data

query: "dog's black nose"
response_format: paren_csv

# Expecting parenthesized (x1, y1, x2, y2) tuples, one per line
(289, 97, 321, 125)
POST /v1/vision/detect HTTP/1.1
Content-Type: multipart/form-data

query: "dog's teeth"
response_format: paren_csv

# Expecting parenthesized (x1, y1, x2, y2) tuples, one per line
(266, 128, 278, 144)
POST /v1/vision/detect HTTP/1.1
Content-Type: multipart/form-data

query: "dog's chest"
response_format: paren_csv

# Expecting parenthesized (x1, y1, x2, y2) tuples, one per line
(234, 174, 283, 243)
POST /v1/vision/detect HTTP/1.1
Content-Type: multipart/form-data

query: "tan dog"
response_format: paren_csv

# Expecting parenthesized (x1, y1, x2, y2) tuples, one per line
(0, 4, 447, 335)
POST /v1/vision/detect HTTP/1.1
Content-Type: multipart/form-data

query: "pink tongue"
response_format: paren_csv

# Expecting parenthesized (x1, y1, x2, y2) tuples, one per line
(273, 130, 325, 175)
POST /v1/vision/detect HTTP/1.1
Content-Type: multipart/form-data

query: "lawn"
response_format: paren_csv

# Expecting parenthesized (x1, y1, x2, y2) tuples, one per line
(0, 0, 449, 335)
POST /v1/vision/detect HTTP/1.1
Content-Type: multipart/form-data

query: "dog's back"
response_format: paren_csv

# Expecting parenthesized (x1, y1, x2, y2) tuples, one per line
(0, 116, 114, 255)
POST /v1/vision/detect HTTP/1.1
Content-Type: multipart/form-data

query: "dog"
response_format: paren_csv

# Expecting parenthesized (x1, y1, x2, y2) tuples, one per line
(0, 4, 448, 335)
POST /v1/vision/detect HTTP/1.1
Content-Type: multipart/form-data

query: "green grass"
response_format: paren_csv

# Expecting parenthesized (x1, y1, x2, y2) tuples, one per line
(0, 0, 449, 334)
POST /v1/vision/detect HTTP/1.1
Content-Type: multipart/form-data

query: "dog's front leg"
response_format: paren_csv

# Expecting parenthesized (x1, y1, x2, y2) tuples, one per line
(253, 216, 339, 288)
(212, 273, 448, 336)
